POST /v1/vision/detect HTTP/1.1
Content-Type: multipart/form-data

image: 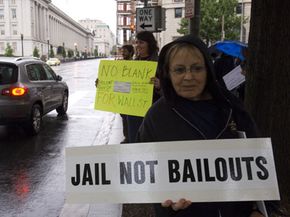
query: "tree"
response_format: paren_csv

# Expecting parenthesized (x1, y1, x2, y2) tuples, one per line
(67, 49, 74, 58)
(33, 46, 40, 58)
(177, 18, 189, 35)
(4, 43, 14, 57)
(246, 1, 290, 211)
(94, 48, 98, 57)
(57, 46, 63, 55)
(62, 47, 66, 58)
(49, 45, 55, 58)
(177, 0, 242, 45)
(111, 45, 117, 56)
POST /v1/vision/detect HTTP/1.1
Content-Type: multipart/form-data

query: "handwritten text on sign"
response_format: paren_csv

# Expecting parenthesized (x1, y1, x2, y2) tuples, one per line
(65, 138, 280, 204)
(94, 60, 157, 117)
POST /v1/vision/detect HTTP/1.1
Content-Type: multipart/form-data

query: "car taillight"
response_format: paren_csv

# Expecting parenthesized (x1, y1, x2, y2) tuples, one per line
(1, 86, 28, 96)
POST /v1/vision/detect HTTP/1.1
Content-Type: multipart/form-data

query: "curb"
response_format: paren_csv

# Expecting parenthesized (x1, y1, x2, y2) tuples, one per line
(60, 114, 124, 217)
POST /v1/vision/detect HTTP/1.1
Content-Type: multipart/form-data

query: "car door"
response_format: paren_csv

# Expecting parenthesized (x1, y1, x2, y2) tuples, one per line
(42, 64, 64, 108)
(26, 64, 54, 113)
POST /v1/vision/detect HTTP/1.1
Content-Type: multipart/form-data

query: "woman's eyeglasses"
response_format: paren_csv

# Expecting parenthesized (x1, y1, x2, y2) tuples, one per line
(170, 65, 206, 75)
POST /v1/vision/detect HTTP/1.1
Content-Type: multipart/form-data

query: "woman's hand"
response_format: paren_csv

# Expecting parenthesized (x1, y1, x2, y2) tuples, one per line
(95, 78, 99, 88)
(249, 210, 264, 217)
(150, 77, 160, 89)
(161, 198, 192, 211)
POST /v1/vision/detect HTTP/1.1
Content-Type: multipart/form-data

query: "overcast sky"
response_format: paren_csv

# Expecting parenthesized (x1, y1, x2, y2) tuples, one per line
(52, 0, 117, 35)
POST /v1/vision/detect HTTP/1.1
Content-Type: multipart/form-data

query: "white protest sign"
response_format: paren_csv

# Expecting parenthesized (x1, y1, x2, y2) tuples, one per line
(65, 138, 280, 204)
(223, 65, 245, 90)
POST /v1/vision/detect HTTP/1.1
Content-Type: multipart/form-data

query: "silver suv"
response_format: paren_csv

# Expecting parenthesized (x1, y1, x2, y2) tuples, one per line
(0, 57, 69, 135)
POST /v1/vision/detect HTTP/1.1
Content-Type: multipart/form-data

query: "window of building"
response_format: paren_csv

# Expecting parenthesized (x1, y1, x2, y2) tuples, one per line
(11, 0, 16, 4)
(173, 0, 183, 2)
(0, 9, 4, 20)
(11, 8, 17, 19)
(0, 42, 4, 52)
(118, 4, 124, 11)
(175, 8, 182, 18)
(0, 0, 3, 4)
(236, 3, 242, 14)
(12, 24, 17, 35)
(0, 24, 4, 35)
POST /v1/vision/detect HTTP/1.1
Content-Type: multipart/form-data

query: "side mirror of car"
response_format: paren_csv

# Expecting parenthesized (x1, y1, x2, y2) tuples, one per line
(56, 75, 63, 81)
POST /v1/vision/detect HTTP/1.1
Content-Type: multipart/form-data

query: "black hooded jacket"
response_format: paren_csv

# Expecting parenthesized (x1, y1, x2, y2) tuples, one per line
(136, 35, 259, 217)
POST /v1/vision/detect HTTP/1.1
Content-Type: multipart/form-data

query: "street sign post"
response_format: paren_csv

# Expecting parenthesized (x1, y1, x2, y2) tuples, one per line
(136, 6, 165, 33)
(136, 7, 156, 32)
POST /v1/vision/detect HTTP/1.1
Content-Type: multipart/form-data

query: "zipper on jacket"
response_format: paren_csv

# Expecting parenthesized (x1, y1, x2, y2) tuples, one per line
(172, 107, 232, 140)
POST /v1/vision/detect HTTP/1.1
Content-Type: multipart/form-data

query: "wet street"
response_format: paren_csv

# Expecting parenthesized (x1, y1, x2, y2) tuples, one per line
(0, 59, 121, 217)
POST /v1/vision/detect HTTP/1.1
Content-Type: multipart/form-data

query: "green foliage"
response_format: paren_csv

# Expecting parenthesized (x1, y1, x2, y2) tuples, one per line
(33, 46, 40, 58)
(177, 18, 189, 35)
(49, 45, 55, 58)
(178, 0, 242, 44)
(4, 43, 14, 57)
(57, 46, 63, 55)
(94, 48, 98, 57)
(200, 0, 241, 44)
(62, 47, 66, 58)
(111, 45, 117, 55)
(67, 49, 74, 58)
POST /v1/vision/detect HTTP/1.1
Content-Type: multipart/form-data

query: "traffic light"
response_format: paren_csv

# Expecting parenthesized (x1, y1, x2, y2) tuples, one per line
(130, 24, 135, 33)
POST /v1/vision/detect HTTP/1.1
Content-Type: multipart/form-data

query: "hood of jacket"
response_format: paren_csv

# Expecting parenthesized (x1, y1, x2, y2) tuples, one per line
(158, 34, 230, 106)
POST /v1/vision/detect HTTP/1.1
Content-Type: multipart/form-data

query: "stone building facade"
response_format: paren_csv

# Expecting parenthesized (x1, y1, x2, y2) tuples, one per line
(79, 19, 115, 57)
(0, 0, 94, 57)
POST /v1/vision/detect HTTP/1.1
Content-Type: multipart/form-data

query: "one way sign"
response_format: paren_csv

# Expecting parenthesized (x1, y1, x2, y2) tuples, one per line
(136, 7, 156, 32)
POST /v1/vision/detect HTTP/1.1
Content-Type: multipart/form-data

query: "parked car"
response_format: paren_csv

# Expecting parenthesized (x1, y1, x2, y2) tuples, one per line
(0, 57, 69, 135)
(46, 58, 61, 66)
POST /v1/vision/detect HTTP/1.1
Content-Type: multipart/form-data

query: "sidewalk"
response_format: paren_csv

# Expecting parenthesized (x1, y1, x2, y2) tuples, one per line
(60, 114, 124, 217)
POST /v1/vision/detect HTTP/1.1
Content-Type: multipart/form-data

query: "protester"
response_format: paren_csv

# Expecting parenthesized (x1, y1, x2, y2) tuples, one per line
(136, 34, 265, 217)
(95, 44, 134, 143)
(213, 52, 236, 89)
(121, 31, 160, 217)
(121, 44, 134, 60)
(126, 31, 160, 143)
(120, 44, 134, 143)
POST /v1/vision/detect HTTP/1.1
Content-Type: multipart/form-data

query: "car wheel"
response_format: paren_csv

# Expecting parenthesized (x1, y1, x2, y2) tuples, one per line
(56, 92, 68, 115)
(25, 104, 42, 135)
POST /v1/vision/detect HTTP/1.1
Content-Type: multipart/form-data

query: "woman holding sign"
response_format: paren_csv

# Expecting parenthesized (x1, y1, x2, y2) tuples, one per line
(126, 31, 160, 143)
(136, 35, 267, 217)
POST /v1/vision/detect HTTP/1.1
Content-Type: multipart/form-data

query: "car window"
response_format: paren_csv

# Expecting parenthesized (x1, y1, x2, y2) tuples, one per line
(0, 64, 18, 85)
(26, 64, 47, 81)
(43, 64, 57, 80)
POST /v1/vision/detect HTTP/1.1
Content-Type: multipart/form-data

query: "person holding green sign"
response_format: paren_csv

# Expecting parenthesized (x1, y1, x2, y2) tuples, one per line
(134, 35, 279, 217)
(126, 31, 160, 143)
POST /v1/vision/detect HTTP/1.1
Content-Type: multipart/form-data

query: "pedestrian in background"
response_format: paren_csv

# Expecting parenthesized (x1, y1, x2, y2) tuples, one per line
(136, 34, 265, 217)
(119, 44, 134, 143)
(126, 31, 160, 143)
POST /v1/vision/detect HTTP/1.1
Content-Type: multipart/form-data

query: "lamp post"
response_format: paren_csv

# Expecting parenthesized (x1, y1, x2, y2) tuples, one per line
(74, 43, 78, 57)
(20, 34, 24, 56)
(189, 0, 201, 36)
(47, 39, 50, 58)
(240, 0, 244, 42)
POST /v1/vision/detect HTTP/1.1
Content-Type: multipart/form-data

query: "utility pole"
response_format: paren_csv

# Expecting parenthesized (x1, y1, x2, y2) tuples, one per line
(221, 15, 225, 41)
(189, 0, 200, 36)
(47, 39, 50, 58)
(143, 0, 148, 7)
(21, 34, 24, 56)
(240, 0, 244, 42)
